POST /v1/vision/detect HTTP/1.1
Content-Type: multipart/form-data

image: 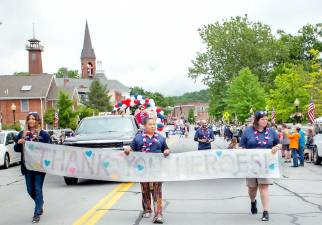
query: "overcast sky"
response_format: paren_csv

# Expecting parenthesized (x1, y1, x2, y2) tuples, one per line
(0, 0, 321, 96)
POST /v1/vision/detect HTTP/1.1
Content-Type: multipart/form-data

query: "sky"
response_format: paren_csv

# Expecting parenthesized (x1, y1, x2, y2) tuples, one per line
(0, 0, 321, 96)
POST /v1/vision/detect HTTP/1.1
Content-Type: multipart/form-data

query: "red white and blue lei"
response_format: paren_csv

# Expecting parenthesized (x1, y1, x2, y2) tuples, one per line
(254, 128, 270, 145)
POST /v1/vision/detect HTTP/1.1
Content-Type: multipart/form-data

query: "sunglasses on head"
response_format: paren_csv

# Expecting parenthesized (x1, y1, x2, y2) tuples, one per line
(255, 111, 268, 117)
(28, 112, 39, 117)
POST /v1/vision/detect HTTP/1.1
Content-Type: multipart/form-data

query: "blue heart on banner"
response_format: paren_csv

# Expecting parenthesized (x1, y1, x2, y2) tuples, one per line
(103, 161, 110, 169)
(44, 160, 51, 167)
(136, 164, 145, 172)
(269, 163, 275, 171)
(215, 151, 223, 158)
(28, 143, 35, 151)
(85, 150, 93, 158)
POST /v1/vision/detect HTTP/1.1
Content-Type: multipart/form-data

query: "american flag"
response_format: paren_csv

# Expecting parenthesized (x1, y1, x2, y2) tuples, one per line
(54, 111, 59, 129)
(308, 99, 315, 123)
(271, 108, 276, 125)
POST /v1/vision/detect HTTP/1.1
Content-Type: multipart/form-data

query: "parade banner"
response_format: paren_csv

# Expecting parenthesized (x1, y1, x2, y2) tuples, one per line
(24, 142, 280, 182)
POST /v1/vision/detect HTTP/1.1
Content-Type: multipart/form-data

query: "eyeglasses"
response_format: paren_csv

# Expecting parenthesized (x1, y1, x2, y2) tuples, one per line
(255, 111, 268, 117)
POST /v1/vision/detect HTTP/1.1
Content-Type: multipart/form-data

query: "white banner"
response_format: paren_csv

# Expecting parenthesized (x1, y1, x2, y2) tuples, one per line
(24, 142, 280, 182)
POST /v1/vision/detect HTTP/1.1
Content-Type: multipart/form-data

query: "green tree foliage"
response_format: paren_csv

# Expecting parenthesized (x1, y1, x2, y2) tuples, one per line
(130, 86, 169, 107)
(224, 68, 266, 122)
(86, 80, 112, 112)
(14, 72, 29, 76)
(166, 89, 209, 105)
(77, 105, 98, 121)
(43, 108, 55, 126)
(188, 108, 195, 124)
(57, 91, 78, 129)
(268, 64, 309, 122)
(55, 67, 80, 79)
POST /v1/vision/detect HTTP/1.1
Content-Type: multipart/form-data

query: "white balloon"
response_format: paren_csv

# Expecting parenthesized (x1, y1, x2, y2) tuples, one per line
(130, 96, 135, 101)
(140, 99, 145, 105)
(160, 111, 164, 115)
(150, 102, 156, 107)
(156, 118, 162, 124)
(122, 104, 127, 109)
(130, 100, 135, 107)
(137, 95, 143, 100)
(149, 99, 155, 104)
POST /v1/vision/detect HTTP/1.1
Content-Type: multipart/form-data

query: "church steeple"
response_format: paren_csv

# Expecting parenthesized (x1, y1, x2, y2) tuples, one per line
(81, 20, 96, 79)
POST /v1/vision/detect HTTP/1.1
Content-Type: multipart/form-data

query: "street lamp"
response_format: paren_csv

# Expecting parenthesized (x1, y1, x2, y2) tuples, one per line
(293, 98, 300, 124)
(11, 103, 16, 125)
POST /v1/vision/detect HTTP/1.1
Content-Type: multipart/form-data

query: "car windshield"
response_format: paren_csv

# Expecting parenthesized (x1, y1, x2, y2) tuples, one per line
(76, 117, 135, 135)
(0, 133, 5, 144)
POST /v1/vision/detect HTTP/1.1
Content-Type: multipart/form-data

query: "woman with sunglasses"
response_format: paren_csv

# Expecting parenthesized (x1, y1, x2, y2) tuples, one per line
(14, 112, 50, 223)
(240, 111, 281, 221)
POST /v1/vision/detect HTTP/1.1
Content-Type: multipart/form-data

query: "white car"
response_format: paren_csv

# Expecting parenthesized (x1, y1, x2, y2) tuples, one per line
(0, 130, 20, 169)
(314, 133, 322, 165)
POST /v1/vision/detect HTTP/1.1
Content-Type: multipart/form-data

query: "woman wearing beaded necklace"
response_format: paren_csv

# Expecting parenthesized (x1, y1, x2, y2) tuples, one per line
(239, 111, 281, 222)
(124, 117, 170, 224)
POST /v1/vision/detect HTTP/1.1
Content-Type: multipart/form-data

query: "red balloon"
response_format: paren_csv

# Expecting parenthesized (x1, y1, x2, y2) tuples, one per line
(145, 98, 149, 103)
(134, 99, 139, 105)
(125, 99, 131, 106)
(114, 104, 119, 108)
(156, 108, 161, 113)
(157, 127, 163, 131)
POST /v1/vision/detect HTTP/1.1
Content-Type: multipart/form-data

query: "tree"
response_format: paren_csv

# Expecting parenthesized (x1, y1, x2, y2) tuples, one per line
(268, 64, 309, 122)
(44, 108, 55, 126)
(55, 67, 80, 78)
(86, 80, 112, 112)
(224, 68, 266, 122)
(57, 91, 78, 129)
(188, 108, 195, 124)
(77, 105, 98, 121)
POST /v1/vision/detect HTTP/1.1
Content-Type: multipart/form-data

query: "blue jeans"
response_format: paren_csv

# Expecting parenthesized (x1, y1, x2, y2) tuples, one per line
(25, 170, 46, 216)
(291, 149, 299, 167)
(298, 146, 305, 165)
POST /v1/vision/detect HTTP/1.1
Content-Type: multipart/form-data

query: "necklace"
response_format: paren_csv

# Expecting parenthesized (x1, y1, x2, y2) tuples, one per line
(201, 128, 210, 140)
(254, 128, 270, 145)
(142, 131, 159, 152)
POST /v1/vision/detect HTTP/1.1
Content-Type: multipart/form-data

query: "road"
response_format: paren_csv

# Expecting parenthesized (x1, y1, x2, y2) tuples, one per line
(1, 132, 322, 225)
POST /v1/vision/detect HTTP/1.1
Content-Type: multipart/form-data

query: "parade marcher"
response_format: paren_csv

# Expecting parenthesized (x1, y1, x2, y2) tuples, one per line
(239, 111, 280, 221)
(281, 124, 291, 163)
(124, 117, 170, 224)
(14, 112, 50, 223)
(305, 128, 315, 163)
(227, 137, 239, 149)
(296, 124, 305, 166)
(135, 105, 149, 125)
(164, 125, 170, 138)
(286, 126, 300, 167)
(194, 120, 214, 150)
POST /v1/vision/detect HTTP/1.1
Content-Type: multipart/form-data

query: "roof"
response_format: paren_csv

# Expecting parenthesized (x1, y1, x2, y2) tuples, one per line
(0, 74, 53, 99)
(81, 20, 96, 59)
(47, 81, 78, 100)
(55, 74, 130, 94)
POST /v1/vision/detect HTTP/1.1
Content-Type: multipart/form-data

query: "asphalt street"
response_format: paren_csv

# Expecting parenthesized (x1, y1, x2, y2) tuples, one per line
(1, 132, 322, 225)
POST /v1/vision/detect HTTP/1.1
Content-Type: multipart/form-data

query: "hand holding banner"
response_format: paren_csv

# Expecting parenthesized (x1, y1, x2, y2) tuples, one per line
(24, 142, 280, 182)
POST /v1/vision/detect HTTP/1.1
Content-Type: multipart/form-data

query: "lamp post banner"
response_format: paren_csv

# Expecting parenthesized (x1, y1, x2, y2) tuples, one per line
(24, 142, 280, 182)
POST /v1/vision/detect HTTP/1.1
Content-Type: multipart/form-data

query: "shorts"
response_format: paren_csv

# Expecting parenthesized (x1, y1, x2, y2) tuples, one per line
(282, 144, 290, 151)
(246, 178, 273, 187)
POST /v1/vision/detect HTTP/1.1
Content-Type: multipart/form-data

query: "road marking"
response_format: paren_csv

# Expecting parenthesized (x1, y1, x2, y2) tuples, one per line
(72, 183, 132, 225)
(84, 182, 134, 225)
(73, 136, 177, 225)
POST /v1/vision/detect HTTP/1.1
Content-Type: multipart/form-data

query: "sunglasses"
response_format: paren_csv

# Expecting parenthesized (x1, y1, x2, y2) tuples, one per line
(255, 111, 268, 117)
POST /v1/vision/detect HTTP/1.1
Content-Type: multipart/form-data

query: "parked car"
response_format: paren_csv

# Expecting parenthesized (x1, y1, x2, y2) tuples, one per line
(62, 115, 139, 185)
(314, 133, 322, 165)
(0, 130, 20, 169)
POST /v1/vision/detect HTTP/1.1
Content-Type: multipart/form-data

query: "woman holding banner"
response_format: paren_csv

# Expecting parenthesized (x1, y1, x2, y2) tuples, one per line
(240, 111, 280, 221)
(14, 112, 50, 223)
(124, 117, 170, 224)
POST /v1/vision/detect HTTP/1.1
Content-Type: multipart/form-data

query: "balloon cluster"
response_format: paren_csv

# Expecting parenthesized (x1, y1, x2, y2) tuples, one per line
(113, 95, 165, 132)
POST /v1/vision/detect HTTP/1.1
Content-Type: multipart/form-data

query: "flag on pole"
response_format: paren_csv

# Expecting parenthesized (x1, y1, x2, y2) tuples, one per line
(308, 99, 315, 123)
(271, 107, 276, 125)
(54, 111, 59, 129)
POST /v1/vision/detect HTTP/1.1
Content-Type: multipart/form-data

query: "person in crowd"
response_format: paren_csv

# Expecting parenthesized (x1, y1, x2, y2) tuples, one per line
(306, 128, 315, 163)
(60, 130, 65, 144)
(164, 125, 170, 139)
(124, 117, 170, 224)
(296, 124, 305, 166)
(239, 111, 280, 221)
(194, 120, 215, 150)
(286, 126, 301, 167)
(281, 124, 291, 163)
(14, 112, 51, 223)
(184, 123, 189, 138)
(135, 105, 149, 125)
(227, 137, 239, 149)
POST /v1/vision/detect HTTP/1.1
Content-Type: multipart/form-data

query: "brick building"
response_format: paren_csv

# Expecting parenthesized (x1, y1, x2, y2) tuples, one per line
(171, 102, 209, 122)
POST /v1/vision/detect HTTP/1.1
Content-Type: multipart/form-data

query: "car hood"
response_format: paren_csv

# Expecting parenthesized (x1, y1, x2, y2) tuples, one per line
(64, 133, 134, 143)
